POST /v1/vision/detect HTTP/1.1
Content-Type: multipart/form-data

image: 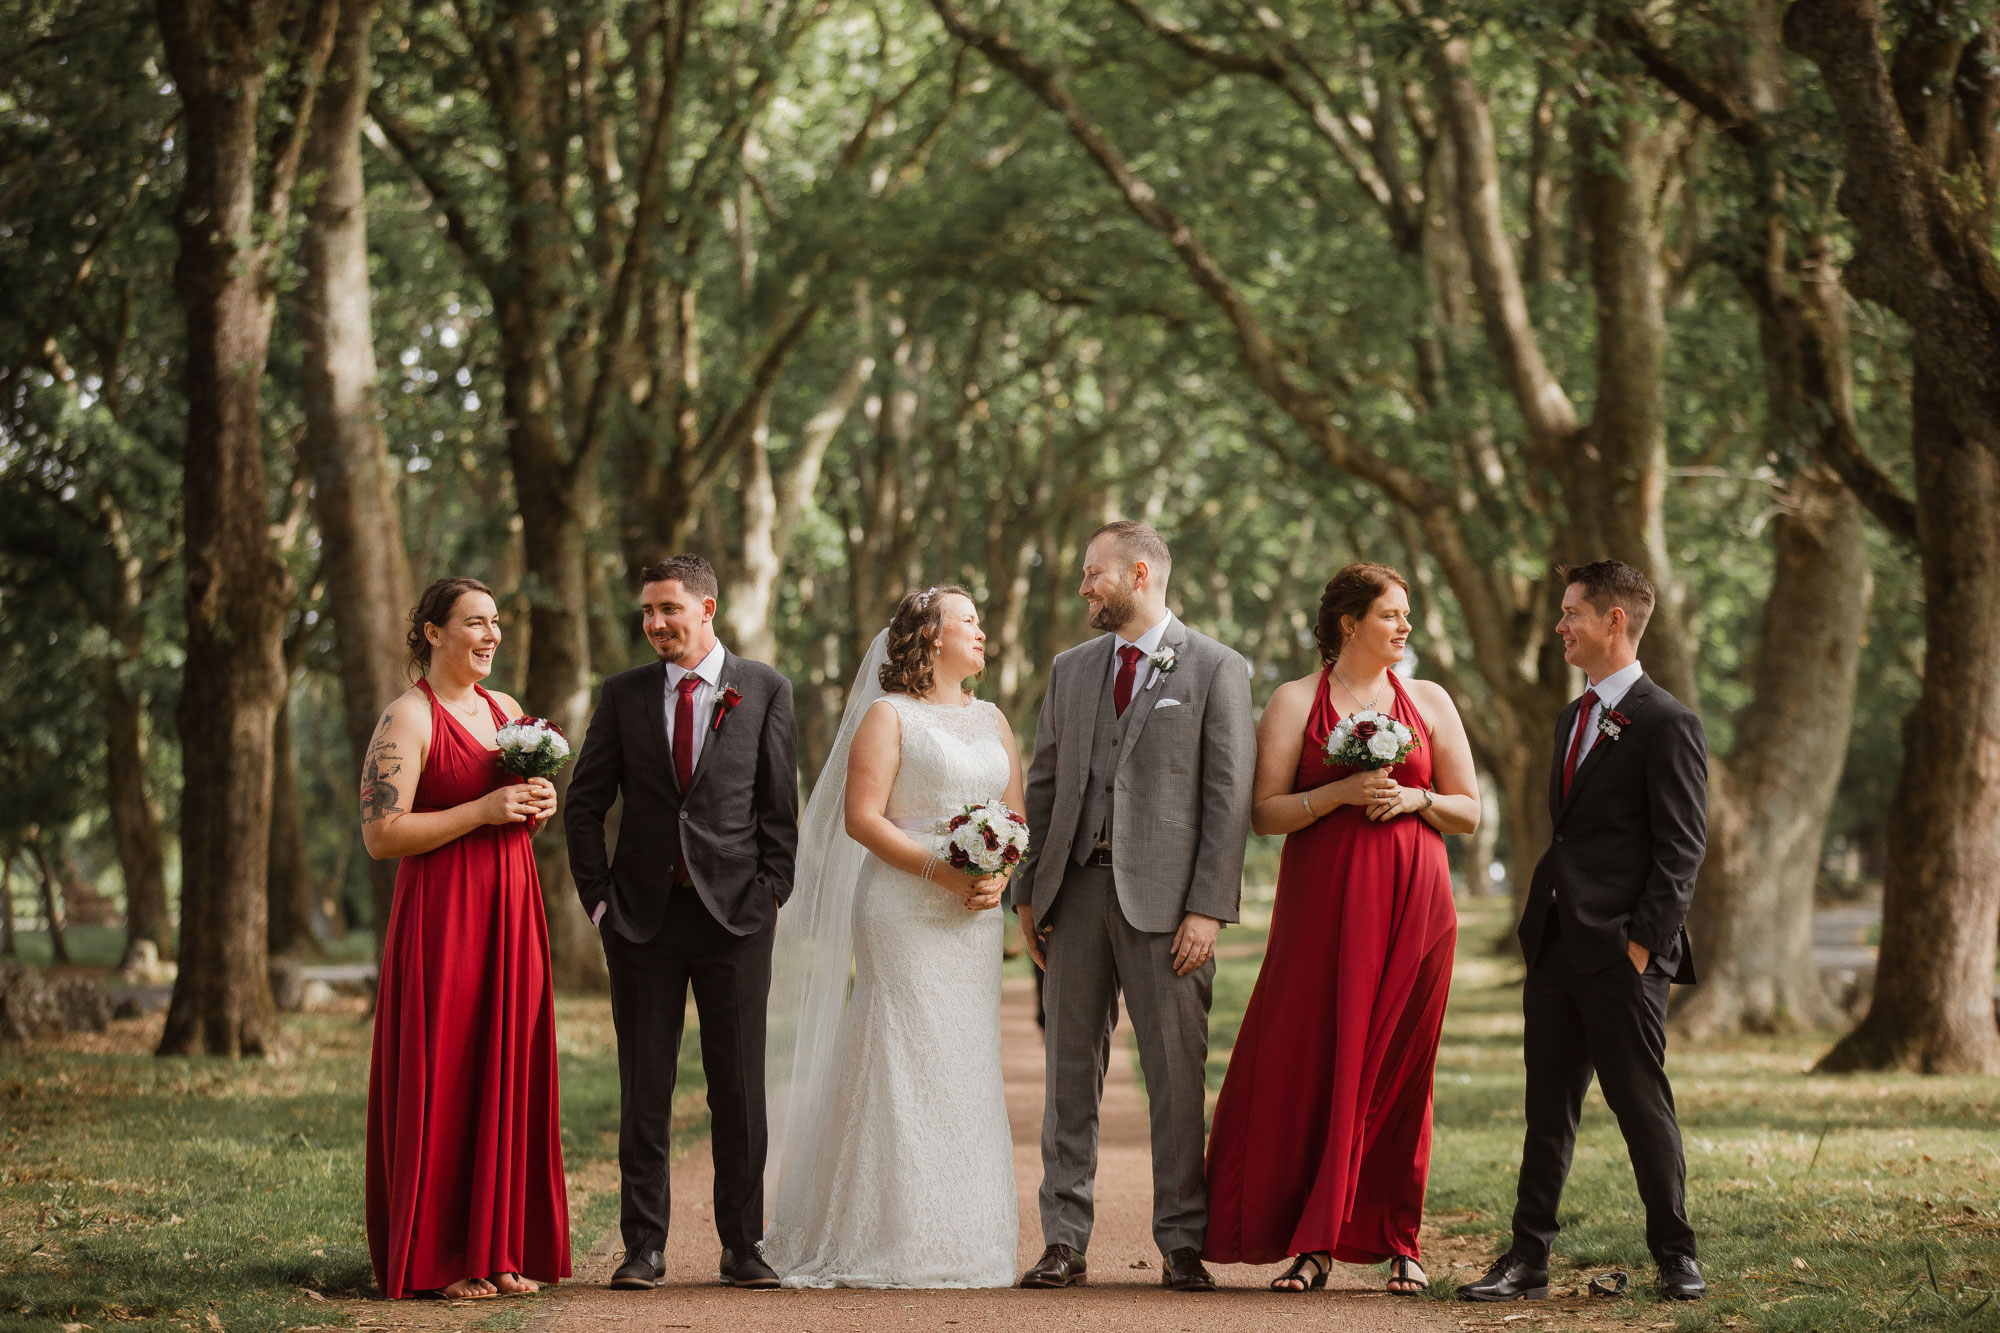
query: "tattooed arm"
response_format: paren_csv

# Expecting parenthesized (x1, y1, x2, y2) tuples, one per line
(359, 691, 544, 859)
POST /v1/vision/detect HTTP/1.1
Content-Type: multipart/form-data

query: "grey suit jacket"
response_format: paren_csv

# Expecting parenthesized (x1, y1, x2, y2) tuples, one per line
(1013, 616, 1256, 933)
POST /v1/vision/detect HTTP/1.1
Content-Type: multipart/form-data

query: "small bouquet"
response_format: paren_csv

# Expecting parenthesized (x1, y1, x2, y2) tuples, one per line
(1325, 709, 1421, 770)
(943, 800, 1031, 877)
(496, 716, 573, 828)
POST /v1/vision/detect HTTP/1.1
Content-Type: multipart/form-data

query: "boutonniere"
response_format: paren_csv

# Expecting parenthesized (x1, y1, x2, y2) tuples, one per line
(1145, 644, 1180, 690)
(712, 684, 744, 732)
(1598, 708, 1632, 742)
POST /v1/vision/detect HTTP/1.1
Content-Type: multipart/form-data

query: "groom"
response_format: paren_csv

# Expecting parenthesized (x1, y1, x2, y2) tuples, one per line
(565, 555, 798, 1291)
(1462, 560, 1707, 1304)
(1014, 520, 1255, 1294)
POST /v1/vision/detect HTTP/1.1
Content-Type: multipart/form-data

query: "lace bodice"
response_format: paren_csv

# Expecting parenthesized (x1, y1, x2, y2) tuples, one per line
(879, 695, 1011, 824)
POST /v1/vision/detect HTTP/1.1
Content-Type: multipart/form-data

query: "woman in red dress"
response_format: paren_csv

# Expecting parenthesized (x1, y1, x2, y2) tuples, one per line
(1203, 563, 1481, 1296)
(360, 577, 571, 1300)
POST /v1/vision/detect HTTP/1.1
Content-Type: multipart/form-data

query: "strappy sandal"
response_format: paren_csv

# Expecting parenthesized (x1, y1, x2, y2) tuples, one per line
(1387, 1255, 1427, 1295)
(1271, 1251, 1329, 1292)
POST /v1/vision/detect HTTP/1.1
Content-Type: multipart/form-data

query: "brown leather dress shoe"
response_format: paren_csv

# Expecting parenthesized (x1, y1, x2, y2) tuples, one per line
(1162, 1248, 1216, 1292)
(1020, 1244, 1087, 1288)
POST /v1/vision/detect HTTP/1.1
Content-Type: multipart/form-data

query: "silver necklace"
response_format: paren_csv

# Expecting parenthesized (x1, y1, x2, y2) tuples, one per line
(1331, 663, 1384, 713)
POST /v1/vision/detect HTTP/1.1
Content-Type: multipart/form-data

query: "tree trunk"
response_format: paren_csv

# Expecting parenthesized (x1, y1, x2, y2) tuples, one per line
(1820, 386, 2000, 1070)
(266, 687, 319, 957)
(1784, 0, 2000, 1072)
(297, 0, 412, 959)
(1, 849, 16, 958)
(99, 492, 172, 963)
(103, 657, 171, 960)
(1678, 467, 1864, 1036)
(504, 321, 608, 993)
(28, 830, 68, 966)
(155, 0, 335, 1056)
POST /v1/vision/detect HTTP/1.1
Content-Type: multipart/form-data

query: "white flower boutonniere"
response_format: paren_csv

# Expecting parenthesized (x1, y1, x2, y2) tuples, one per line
(1145, 644, 1180, 690)
(1597, 707, 1632, 743)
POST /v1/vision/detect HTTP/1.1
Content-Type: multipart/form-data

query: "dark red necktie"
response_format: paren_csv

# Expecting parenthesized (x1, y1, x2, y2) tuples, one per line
(1562, 688, 1599, 798)
(674, 673, 701, 791)
(1114, 644, 1144, 717)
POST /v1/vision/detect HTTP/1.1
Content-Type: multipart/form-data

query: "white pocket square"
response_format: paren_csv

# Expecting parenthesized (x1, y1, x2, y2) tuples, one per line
(1153, 697, 1183, 709)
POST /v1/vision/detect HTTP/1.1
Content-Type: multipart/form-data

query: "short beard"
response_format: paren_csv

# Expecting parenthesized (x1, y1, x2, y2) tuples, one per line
(1089, 584, 1136, 632)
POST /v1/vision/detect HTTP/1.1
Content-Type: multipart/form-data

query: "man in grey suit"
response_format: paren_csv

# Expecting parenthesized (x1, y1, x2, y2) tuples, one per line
(1014, 520, 1256, 1294)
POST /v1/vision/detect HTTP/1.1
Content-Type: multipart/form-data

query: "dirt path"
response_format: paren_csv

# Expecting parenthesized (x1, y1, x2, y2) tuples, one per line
(535, 975, 1450, 1333)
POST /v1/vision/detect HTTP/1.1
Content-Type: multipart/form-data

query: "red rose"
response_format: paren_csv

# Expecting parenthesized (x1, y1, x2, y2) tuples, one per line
(948, 813, 971, 831)
(982, 826, 1001, 851)
(1006, 811, 1027, 825)
(947, 846, 971, 869)
(1353, 720, 1378, 739)
(1001, 844, 1021, 864)
(711, 685, 745, 732)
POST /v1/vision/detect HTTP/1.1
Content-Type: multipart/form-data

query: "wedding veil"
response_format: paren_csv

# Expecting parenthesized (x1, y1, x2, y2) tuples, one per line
(763, 627, 890, 1218)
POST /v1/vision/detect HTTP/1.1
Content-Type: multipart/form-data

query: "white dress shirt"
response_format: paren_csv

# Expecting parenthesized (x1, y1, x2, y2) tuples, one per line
(1567, 658, 1644, 765)
(665, 640, 728, 769)
(1107, 611, 1175, 694)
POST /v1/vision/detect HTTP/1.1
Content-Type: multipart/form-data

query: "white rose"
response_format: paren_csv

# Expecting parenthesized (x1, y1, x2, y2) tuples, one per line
(1366, 731, 1401, 761)
(1354, 709, 1379, 724)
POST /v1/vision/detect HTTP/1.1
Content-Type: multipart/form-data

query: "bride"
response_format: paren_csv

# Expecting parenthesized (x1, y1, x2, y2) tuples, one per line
(762, 585, 1023, 1288)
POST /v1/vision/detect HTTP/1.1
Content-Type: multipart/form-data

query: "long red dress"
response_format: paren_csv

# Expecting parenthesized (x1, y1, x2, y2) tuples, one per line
(1203, 668, 1456, 1266)
(366, 681, 571, 1298)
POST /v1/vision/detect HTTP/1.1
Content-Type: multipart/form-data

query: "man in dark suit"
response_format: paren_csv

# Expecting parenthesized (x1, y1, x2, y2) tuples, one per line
(565, 554, 798, 1291)
(1462, 560, 1708, 1305)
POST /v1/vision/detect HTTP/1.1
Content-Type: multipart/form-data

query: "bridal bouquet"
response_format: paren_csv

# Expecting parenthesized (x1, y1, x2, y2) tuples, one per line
(943, 800, 1031, 877)
(1325, 709, 1421, 771)
(496, 717, 572, 830)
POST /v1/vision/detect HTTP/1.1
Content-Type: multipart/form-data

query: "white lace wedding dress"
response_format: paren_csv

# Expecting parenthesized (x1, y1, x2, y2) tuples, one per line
(762, 693, 1018, 1288)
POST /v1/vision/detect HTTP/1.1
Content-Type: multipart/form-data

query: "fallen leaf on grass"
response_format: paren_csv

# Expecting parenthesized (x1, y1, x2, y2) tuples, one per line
(60, 1323, 90, 1332)
(298, 1289, 326, 1301)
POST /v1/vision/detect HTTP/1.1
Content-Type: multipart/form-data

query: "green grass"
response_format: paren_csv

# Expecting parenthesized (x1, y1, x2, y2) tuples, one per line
(5, 928, 130, 971)
(0, 991, 674, 1332)
(1204, 898, 2000, 1329)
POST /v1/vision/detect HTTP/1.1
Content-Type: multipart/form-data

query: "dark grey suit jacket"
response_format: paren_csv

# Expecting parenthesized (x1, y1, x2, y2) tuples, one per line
(1518, 674, 1706, 983)
(564, 651, 799, 941)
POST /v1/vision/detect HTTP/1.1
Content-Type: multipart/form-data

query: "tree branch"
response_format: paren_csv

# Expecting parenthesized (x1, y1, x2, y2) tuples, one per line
(364, 99, 502, 288)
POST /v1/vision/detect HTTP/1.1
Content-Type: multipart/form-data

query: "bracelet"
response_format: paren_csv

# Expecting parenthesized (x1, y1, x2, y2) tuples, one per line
(1300, 790, 1317, 819)
(1422, 787, 1436, 811)
(920, 851, 938, 882)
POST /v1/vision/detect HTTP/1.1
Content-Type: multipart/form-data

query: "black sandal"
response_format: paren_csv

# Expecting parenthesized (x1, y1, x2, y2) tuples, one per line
(1388, 1255, 1427, 1295)
(1271, 1251, 1329, 1292)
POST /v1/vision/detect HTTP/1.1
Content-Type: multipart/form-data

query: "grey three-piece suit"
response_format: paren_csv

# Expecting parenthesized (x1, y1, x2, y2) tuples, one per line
(1014, 613, 1256, 1255)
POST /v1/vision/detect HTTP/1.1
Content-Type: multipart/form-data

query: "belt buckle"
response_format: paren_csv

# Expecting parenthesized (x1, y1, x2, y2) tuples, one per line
(1089, 848, 1113, 868)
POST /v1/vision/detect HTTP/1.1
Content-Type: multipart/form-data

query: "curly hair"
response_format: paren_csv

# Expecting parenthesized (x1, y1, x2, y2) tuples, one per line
(1313, 562, 1409, 666)
(407, 576, 495, 682)
(879, 584, 975, 697)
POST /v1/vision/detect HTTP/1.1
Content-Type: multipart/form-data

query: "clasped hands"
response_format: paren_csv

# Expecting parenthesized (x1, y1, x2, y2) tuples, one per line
(485, 777, 558, 828)
(1352, 769, 1424, 823)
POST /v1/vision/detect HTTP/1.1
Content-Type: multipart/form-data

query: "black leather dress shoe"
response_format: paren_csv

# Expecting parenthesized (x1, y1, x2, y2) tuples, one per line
(1020, 1243, 1087, 1288)
(721, 1246, 781, 1289)
(610, 1249, 665, 1289)
(1457, 1253, 1550, 1302)
(1161, 1248, 1216, 1293)
(1658, 1256, 1706, 1301)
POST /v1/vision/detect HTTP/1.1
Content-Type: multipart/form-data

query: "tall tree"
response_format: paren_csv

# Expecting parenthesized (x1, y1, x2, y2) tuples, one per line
(1783, 0, 2000, 1073)
(155, 0, 339, 1056)
(297, 0, 413, 956)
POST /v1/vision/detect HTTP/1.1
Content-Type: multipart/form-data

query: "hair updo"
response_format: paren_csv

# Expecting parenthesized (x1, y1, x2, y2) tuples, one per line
(879, 584, 974, 697)
(1313, 562, 1409, 666)
(407, 576, 495, 682)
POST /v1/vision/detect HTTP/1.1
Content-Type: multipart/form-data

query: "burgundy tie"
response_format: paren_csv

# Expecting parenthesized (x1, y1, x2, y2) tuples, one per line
(674, 673, 701, 792)
(1114, 645, 1144, 717)
(1562, 688, 1599, 798)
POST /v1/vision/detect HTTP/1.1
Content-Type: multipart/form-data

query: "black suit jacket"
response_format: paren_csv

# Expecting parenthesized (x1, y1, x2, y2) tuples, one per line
(564, 651, 799, 941)
(1518, 675, 1706, 984)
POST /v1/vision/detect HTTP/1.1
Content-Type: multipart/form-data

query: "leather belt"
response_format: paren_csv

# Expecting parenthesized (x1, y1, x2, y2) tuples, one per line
(1084, 847, 1113, 868)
